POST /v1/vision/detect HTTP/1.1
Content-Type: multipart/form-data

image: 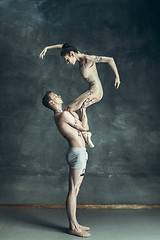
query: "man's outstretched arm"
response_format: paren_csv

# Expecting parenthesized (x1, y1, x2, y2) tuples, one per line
(86, 54, 120, 89)
(39, 44, 63, 59)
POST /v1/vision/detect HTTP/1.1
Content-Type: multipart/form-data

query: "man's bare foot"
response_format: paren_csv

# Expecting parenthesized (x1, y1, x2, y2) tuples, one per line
(69, 228, 91, 237)
(79, 224, 90, 231)
(86, 132, 94, 148)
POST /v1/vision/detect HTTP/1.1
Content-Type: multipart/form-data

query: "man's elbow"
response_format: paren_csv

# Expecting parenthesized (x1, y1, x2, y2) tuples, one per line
(108, 57, 114, 63)
(84, 126, 89, 131)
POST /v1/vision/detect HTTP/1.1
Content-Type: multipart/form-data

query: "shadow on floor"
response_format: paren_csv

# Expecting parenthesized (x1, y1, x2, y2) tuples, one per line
(0, 209, 68, 234)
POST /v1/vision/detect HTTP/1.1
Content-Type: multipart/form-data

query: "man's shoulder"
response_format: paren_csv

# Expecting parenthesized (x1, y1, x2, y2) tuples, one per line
(60, 111, 72, 121)
(62, 110, 71, 116)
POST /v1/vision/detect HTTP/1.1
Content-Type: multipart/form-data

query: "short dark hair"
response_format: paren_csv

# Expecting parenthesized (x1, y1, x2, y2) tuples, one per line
(42, 91, 53, 110)
(61, 43, 78, 57)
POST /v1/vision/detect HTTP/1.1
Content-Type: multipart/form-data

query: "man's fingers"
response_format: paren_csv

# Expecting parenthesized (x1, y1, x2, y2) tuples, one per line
(82, 100, 88, 108)
(117, 81, 120, 88)
(39, 53, 43, 58)
(39, 53, 45, 59)
(114, 81, 120, 89)
(39, 50, 46, 59)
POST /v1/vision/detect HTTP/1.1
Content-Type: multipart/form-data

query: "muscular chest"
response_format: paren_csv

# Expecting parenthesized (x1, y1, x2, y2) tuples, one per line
(79, 65, 89, 79)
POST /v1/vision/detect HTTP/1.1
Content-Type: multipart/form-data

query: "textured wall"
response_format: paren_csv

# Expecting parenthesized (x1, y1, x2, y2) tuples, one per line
(0, 0, 160, 204)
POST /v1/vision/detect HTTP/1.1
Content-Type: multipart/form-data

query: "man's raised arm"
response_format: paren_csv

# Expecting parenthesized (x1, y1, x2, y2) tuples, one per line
(39, 44, 63, 59)
(86, 54, 120, 89)
(79, 101, 89, 131)
(62, 105, 89, 132)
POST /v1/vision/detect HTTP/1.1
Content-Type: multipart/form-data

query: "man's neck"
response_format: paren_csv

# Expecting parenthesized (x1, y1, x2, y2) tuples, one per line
(76, 52, 84, 62)
(54, 108, 63, 113)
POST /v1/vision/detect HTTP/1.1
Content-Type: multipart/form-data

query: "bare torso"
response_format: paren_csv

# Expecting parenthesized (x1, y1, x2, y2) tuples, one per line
(54, 112, 85, 148)
(79, 54, 103, 97)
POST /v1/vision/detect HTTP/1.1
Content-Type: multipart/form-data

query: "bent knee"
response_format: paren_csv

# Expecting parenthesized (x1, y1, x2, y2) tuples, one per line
(99, 93, 103, 101)
(94, 93, 103, 103)
(88, 89, 103, 102)
(97, 90, 103, 101)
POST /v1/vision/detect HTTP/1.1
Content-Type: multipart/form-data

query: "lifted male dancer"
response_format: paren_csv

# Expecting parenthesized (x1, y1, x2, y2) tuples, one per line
(42, 91, 91, 237)
(40, 43, 120, 111)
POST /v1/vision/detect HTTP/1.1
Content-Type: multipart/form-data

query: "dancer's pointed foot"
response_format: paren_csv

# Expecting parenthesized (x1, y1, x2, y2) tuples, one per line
(79, 224, 90, 231)
(86, 132, 94, 148)
(69, 228, 91, 237)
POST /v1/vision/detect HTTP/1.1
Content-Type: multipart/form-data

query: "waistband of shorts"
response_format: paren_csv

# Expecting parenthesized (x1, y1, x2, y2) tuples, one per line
(69, 147, 86, 151)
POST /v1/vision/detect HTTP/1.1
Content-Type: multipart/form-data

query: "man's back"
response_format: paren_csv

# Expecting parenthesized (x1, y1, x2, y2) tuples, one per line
(54, 111, 86, 148)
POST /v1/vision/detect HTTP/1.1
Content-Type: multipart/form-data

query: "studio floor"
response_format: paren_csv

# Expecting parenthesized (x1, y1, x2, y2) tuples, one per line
(0, 208, 160, 240)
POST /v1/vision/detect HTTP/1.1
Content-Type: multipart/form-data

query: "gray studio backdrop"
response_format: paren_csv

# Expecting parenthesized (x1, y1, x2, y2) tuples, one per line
(0, 0, 160, 204)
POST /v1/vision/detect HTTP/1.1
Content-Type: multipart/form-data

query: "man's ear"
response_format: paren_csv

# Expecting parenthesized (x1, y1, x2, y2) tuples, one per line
(49, 100, 54, 106)
(70, 51, 75, 57)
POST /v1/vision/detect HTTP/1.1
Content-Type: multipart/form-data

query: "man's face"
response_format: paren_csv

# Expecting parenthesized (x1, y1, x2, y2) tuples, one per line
(63, 52, 77, 65)
(49, 92, 63, 104)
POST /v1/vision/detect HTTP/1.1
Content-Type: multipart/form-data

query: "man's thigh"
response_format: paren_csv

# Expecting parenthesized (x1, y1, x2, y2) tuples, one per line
(69, 168, 85, 189)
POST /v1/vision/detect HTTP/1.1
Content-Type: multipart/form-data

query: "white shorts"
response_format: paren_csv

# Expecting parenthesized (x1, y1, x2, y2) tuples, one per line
(66, 147, 88, 169)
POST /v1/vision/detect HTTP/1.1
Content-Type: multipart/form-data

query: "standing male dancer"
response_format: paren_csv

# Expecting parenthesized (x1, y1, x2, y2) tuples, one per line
(42, 91, 91, 238)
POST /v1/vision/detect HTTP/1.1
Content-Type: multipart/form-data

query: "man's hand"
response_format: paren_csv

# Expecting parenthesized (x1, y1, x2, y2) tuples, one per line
(81, 100, 88, 109)
(39, 47, 47, 59)
(79, 100, 88, 116)
(114, 76, 120, 89)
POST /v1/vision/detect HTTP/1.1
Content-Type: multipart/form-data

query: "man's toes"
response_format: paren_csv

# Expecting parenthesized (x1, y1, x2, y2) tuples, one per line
(79, 225, 90, 231)
(69, 229, 91, 237)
